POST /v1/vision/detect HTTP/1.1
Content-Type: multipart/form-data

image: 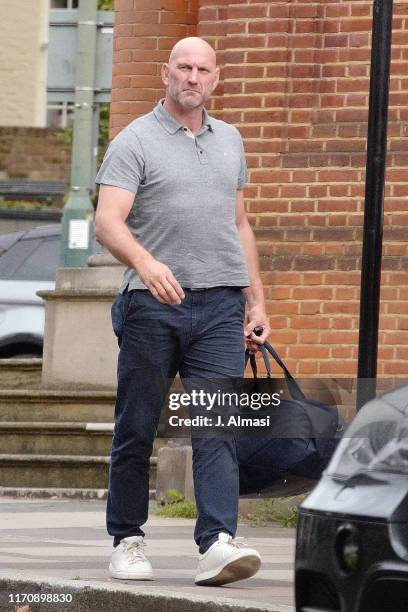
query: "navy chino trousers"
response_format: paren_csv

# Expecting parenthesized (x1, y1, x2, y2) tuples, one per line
(107, 286, 246, 554)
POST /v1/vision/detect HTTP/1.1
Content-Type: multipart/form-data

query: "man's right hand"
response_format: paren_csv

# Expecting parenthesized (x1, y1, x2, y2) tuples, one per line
(136, 257, 185, 305)
(95, 186, 184, 305)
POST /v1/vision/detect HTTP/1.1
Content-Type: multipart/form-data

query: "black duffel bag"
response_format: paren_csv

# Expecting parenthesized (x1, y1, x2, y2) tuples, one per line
(237, 341, 343, 496)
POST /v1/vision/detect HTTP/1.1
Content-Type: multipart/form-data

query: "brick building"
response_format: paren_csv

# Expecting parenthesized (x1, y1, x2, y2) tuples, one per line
(0, 0, 71, 181)
(109, 0, 408, 378)
(0, 0, 49, 128)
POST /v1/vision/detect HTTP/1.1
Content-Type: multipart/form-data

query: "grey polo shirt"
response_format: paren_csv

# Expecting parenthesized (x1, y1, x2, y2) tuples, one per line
(95, 99, 250, 292)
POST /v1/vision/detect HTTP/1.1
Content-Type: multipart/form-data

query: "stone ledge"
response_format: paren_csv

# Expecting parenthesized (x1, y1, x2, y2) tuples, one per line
(0, 421, 114, 431)
(0, 357, 42, 368)
(37, 289, 118, 300)
(0, 487, 156, 500)
(0, 453, 111, 464)
(0, 487, 108, 499)
(0, 389, 116, 400)
(0, 574, 294, 612)
(0, 454, 157, 466)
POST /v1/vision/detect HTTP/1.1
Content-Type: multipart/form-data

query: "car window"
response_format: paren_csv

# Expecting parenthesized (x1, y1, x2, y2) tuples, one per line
(0, 237, 60, 281)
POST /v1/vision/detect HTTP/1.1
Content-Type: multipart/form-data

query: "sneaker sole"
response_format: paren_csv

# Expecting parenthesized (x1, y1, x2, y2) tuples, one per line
(195, 554, 261, 586)
(109, 565, 154, 581)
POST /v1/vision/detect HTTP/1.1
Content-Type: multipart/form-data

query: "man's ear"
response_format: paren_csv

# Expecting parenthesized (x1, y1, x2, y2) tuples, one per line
(161, 63, 169, 86)
(212, 67, 220, 92)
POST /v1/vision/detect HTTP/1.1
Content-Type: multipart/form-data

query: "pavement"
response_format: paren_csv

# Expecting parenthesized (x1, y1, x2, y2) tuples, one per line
(0, 498, 295, 612)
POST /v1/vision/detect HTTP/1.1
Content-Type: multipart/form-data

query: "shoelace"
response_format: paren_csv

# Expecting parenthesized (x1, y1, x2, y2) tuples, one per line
(228, 536, 247, 549)
(123, 540, 147, 564)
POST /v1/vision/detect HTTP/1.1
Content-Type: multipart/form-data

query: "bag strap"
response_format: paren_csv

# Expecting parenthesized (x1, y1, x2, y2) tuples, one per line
(263, 341, 306, 401)
(245, 341, 306, 402)
(245, 351, 258, 378)
(263, 342, 294, 381)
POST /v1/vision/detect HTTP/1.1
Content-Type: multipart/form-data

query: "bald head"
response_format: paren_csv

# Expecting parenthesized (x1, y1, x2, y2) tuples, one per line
(162, 37, 220, 115)
(168, 37, 217, 69)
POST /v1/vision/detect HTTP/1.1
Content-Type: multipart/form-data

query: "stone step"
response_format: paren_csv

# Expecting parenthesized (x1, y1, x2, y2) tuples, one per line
(0, 421, 166, 456)
(0, 389, 170, 437)
(0, 422, 113, 455)
(0, 358, 43, 389)
(0, 454, 157, 489)
(0, 487, 156, 500)
(0, 389, 116, 422)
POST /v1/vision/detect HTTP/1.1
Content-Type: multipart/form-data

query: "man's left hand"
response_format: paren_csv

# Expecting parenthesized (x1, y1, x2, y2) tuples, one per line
(244, 309, 271, 354)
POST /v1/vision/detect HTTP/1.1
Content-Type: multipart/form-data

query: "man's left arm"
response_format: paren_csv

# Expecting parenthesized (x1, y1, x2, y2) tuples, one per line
(235, 190, 271, 352)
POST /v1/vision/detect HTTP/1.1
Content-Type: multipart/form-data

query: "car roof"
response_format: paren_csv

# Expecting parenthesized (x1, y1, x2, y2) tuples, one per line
(0, 224, 61, 282)
(0, 225, 61, 254)
(24, 225, 62, 239)
(0, 231, 25, 254)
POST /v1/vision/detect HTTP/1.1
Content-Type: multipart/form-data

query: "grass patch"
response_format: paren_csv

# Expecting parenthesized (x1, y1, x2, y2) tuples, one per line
(154, 489, 305, 525)
(155, 499, 197, 519)
(0, 198, 61, 211)
(247, 495, 306, 528)
(154, 489, 197, 519)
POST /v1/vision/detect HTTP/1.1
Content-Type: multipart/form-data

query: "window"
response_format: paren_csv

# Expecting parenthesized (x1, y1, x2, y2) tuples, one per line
(50, 0, 79, 9)
(46, 102, 75, 129)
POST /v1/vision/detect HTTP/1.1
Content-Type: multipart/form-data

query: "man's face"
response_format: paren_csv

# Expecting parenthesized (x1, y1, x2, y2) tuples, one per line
(162, 50, 219, 111)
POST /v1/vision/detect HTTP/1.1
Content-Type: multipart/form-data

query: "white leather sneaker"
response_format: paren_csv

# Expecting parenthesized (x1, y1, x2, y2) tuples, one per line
(195, 532, 261, 586)
(109, 536, 154, 580)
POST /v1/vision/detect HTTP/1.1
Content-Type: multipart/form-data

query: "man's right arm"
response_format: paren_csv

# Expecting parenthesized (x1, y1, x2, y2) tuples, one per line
(94, 184, 184, 305)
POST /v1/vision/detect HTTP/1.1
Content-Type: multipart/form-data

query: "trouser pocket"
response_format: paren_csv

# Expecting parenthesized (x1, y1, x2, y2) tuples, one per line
(111, 288, 133, 345)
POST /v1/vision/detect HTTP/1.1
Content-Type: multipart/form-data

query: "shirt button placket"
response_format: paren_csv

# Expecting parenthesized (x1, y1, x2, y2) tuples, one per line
(195, 138, 208, 164)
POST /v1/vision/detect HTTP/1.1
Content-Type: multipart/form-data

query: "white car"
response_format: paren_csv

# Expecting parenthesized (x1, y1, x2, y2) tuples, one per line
(0, 225, 59, 357)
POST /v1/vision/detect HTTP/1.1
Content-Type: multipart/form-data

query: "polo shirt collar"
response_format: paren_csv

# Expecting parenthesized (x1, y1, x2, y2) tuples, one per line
(153, 99, 214, 135)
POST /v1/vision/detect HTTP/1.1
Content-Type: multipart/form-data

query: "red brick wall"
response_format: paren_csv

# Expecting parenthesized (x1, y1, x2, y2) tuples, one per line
(110, 0, 198, 131)
(111, 0, 408, 379)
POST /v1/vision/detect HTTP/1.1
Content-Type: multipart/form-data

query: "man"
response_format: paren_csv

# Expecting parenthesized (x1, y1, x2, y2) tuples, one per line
(95, 37, 270, 586)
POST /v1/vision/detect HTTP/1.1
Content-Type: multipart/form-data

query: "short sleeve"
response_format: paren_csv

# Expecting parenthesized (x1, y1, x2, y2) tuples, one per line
(95, 129, 145, 194)
(237, 133, 248, 190)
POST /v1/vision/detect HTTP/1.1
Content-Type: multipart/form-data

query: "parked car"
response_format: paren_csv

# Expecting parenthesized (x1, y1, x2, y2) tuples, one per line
(295, 384, 408, 612)
(0, 225, 60, 357)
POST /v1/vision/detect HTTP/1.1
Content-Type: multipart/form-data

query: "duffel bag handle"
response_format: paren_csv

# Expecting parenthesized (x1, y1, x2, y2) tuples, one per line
(263, 342, 306, 402)
(245, 327, 306, 402)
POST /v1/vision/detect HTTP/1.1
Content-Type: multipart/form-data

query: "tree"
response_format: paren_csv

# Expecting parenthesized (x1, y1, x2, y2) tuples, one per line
(98, 103, 110, 166)
(97, 0, 115, 163)
(98, 0, 115, 9)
